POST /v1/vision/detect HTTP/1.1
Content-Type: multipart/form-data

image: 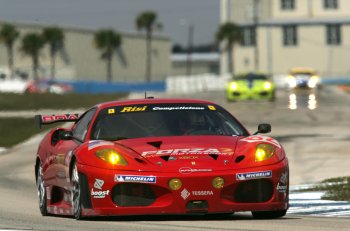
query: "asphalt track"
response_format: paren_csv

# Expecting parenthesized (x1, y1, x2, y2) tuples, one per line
(0, 86, 349, 231)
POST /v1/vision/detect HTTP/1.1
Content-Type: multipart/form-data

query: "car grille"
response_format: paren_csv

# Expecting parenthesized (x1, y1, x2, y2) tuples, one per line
(234, 179, 273, 203)
(112, 183, 156, 207)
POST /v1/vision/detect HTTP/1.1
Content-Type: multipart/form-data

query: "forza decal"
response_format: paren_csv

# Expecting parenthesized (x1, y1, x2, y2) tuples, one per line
(91, 188, 110, 199)
(120, 106, 147, 113)
(180, 188, 214, 200)
(94, 179, 104, 190)
(241, 136, 281, 148)
(179, 167, 212, 174)
(88, 140, 114, 150)
(236, 170, 272, 181)
(115, 175, 156, 183)
(152, 106, 205, 111)
(141, 148, 234, 157)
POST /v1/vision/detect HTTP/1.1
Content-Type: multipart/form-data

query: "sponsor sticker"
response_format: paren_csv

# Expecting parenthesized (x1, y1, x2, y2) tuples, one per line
(180, 188, 214, 200)
(120, 106, 147, 113)
(277, 183, 288, 193)
(94, 179, 104, 190)
(241, 136, 281, 148)
(179, 167, 212, 174)
(91, 188, 110, 199)
(208, 105, 216, 110)
(141, 148, 234, 157)
(115, 175, 156, 183)
(152, 106, 205, 111)
(88, 140, 114, 150)
(108, 108, 115, 114)
(236, 170, 272, 181)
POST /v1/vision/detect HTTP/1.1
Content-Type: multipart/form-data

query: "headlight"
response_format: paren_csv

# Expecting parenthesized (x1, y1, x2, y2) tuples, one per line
(264, 82, 272, 90)
(95, 149, 128, 166)
(169, 178, 182, 190)
(255, 144, 275, 162)
(229, 82, 237, 90)
(287, 76, 296, 88)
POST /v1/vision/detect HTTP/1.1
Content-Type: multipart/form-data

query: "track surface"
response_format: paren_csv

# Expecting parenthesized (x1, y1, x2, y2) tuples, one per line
(0, 86, 350, 230)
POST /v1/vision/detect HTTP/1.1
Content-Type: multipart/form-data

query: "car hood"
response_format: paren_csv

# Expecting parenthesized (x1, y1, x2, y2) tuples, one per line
(116, 136, 241, 173)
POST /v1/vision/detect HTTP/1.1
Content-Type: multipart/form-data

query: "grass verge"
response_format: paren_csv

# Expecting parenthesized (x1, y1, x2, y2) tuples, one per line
(0, 118, 56, 148)
(0, 92, 128, 110)
(296, 176, 350, 201)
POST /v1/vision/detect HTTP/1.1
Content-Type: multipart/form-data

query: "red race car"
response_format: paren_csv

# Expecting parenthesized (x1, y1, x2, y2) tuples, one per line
(34, 98, 289, 220)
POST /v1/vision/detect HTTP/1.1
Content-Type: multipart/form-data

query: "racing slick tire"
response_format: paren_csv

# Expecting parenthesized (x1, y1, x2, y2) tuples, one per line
(251, 210, 287, 219)
(71, 161, 83, 220)
(37, 162, 48, 216)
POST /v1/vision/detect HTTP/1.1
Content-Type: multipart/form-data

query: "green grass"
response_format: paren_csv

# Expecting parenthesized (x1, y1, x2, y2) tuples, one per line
(0, 92, 128, 110)
(0, 118, 57, 148)
(0, 92, 128, 148)
(296, 176, 350, 201)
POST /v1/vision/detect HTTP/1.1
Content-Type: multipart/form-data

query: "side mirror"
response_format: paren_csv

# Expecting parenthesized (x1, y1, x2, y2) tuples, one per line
(253, 123, 271, 135)
(59, 130, 73, 140)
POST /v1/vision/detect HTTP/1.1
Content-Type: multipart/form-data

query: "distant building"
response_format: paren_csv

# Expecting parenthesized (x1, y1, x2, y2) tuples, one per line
(171, 53, 219, 76)
(221, 0, 350, 77)
(0, 21, 171, 82)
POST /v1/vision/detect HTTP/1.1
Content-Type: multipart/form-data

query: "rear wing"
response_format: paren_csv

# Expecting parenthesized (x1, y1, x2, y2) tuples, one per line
(34, 114, 80, 129)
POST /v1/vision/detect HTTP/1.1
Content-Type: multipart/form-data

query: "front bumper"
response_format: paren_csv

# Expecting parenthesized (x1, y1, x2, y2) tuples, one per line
(226, 89, 275, 101)
(79, 159, 289, 216)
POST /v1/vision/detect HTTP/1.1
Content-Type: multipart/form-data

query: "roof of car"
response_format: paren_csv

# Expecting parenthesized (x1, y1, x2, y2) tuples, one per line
(95, 98, 218, 109)
(290, 67, 316, 74)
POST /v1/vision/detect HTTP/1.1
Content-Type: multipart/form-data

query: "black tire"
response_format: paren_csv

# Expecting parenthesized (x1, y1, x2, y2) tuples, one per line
(252, 210, 287, 219)
(36, 162, 48, 216)
(71, 161, 83, 220)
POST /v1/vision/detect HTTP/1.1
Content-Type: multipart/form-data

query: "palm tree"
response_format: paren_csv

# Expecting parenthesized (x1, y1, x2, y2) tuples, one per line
(94, 29, 122, 82)
(135, 11, 161, 82)
(0, 24, 20, 79)
(20, 33, 45, 81)
(42, 26, 64, 79)
(216, 22, 241, 75)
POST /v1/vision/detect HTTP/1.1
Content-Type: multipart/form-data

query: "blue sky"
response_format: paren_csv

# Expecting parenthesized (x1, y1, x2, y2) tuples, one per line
(0, 0, 220, 46)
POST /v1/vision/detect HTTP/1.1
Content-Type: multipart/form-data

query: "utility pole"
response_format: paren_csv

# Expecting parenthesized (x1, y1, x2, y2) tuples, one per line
(220, 0, 230, 75)
(253, 0, 259, 72)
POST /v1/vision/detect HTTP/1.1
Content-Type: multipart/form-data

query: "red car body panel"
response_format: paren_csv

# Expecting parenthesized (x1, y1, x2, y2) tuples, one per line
(35, 98, 289, 218)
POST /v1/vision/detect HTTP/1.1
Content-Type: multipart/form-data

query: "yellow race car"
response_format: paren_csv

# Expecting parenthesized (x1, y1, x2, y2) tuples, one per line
(287, 67, 320, 89)
(226, 73, 276, 101)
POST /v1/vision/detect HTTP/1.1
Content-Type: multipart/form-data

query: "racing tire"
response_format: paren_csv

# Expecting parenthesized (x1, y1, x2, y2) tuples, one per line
(37, 162, 48, 216)
(71, 161, 83, 220)
(251, 210, 287, 219)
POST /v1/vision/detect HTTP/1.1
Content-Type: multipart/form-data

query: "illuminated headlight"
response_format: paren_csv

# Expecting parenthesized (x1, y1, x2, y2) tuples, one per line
(264, 82, 272, 90)
(95, 149, 128, 166)
(229, 82, 238, 90)
(212, 177, 224, 189)
(287, 76, 297, 88)
(308, 76, 319, 88)
(168, 178, 182, 190)
(255, 144, 275, 162)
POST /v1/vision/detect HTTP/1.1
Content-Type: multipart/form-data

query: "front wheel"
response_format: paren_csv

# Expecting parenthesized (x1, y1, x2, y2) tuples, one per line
(252, 210, 287, 219)
(71, 161, 83, 220)
(37, 162, 48, 216)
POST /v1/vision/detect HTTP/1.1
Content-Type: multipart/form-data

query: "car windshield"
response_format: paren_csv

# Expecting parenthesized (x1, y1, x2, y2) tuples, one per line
(235, 74, 268, 81)
(91, 103, 248, 140)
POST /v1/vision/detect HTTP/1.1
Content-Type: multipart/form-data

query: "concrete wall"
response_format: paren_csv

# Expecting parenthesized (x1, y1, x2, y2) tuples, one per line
(0, 21, 171, 82)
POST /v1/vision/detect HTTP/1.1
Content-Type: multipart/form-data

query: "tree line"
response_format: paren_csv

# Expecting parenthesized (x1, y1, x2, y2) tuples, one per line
(0, 11, 241, 82)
